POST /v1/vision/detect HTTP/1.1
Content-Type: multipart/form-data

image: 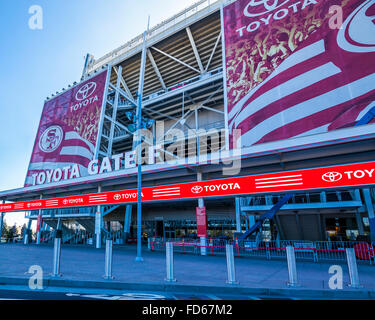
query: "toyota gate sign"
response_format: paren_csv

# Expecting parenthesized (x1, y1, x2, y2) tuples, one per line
(25, 71, 108, 187)
(223, 0, 375, 149)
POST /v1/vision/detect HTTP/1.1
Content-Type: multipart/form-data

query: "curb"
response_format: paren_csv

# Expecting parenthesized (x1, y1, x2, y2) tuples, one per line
(0, 276, 374, 299)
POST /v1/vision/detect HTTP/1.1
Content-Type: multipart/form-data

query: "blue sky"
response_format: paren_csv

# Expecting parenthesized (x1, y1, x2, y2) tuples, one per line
(0, 0, 196, 227)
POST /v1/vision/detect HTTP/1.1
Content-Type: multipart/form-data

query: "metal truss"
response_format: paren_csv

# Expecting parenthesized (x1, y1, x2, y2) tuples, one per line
(94, 12, 226, 162)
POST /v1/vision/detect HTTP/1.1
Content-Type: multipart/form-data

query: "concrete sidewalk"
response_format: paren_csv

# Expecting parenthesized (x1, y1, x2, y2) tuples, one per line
(0, 243, 374, 298)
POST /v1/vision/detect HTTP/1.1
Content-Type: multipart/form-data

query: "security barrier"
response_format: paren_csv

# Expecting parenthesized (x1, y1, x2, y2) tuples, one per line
(104, 239, 114, 280)
(150, 238, 375, 264)
(286, 246, 299, 287)
(165, 242, 176, 282)
(3, 235, 369, 288)
(52, 237, 62, 277)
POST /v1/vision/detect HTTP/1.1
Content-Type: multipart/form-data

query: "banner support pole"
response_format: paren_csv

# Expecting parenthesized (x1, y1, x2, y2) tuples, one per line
(135, 17, 150, 262)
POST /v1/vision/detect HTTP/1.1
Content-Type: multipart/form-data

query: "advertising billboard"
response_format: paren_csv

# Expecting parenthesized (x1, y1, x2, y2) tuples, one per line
(25, 71, 108, 187)
(223, 0, 375, 149)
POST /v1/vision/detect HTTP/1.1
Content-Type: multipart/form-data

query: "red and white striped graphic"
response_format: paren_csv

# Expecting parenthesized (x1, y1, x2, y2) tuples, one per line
(152, 186, 181, 198)
(225, 0, 375, 149)
(13, 203, 25, 210)
(255, 174, 303, 189)
(45, 199, 59, 207)
(88, 194, 107, 203)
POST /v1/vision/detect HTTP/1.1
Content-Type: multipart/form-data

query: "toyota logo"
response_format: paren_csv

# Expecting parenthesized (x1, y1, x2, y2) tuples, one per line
(191, 186, 203, 194)
(322, 172, 343, 182)
(75, 82, 97, 101)
(243, 0, 290, 17)
(114, 194, 121, 201)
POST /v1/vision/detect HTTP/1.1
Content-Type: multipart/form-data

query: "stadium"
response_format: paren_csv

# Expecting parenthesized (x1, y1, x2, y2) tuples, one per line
(0, 0, 374, 251)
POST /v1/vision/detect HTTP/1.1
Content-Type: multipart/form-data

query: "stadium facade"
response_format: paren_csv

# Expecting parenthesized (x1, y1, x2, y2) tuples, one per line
(0, 0, 375, 246)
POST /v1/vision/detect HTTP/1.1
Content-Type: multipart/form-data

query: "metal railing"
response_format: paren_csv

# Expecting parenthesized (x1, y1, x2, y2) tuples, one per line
(39, 229, 94, 245)
(241, 190, 358, 207)
(26, 207, 97, 218)
(150, 238, 375, 264)
(0, 236, 23, 243)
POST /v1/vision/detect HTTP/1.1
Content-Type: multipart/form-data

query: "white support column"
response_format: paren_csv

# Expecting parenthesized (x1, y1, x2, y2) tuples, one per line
(36, 195, 43, 245)
(363, 188, 375, 241)
(95, 185, 103, 249)
(195, 108, 200, 162)
(124, 205, 132, 237)
(56, 218, 62, 231)
(36, 227, 41, 244)
(235, 197, 241, 233)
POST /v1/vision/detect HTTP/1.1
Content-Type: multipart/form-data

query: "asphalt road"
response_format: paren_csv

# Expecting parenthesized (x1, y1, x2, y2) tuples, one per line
(0, 285, 295, 300)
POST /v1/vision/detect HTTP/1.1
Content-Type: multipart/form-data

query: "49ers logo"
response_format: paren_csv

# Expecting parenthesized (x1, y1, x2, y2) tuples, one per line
(337, 0, 375, 53)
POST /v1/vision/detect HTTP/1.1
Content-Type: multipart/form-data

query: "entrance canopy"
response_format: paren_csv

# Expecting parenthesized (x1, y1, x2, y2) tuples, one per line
(1, 160, 375, 213)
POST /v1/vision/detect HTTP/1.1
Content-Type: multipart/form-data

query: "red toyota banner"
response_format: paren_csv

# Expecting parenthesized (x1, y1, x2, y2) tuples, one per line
(36, 214, 42, 233)
(2, 161, 375, 213)
(223, 0, 375, 149)
(196, 207, 207, 237)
